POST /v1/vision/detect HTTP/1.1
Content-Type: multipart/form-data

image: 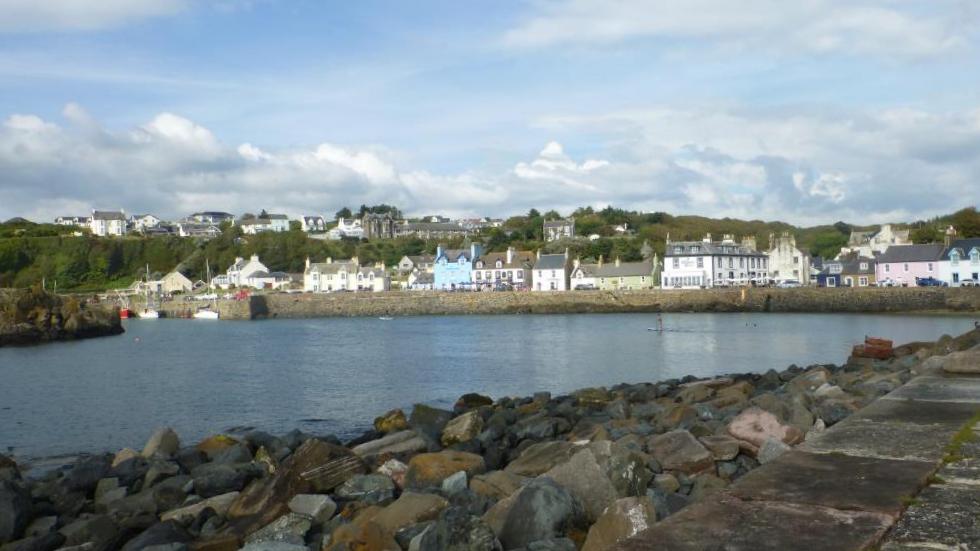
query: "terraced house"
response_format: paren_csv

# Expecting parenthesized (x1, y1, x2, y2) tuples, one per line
(433, 243, 482, 290)
(303, 257, 360, 292)
(662, 234, 768, 289)
(571, 257, 658, 290)
(941, 237, 980, 286)
(472, 247, 535, 290)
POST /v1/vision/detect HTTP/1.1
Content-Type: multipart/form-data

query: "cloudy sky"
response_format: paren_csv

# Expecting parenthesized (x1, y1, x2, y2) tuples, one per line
(1, 0, 978, 225)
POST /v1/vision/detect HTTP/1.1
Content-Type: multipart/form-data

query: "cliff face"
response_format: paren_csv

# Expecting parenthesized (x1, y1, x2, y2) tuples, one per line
(0, 288, 123, 346)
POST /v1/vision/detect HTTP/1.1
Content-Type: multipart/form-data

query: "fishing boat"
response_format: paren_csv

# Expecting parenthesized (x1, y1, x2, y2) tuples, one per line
(193, 259, 220, 320)
(138, 264, 160, 319)
(378, 316, 394, 321)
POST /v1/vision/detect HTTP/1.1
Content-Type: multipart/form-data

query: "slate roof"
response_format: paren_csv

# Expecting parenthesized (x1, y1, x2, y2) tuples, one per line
(877, 244, 945, 263)
(543, 219, 573, 228)
(438, 249, 475, 262)
(534, 254, 568, 270)
(308, 259, 358, 274)
(595, 260, 655, 277)
(945, 238, 980, 258)
(475, 250, 535, 269)
(665, 241, 765, 257)
(92, 210, 126, 221)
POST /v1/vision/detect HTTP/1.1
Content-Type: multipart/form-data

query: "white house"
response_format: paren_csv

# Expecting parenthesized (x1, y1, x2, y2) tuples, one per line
(54, 216, 90, 226)
(840, 224, 911, 258)
(217, 254, 281, 289)
(240, 214, 290, 234)
(131, 214, 161, 232)
(941, 237, 980, 286)
(543, 218, 575, 242)
(662, 234, 768, 289)
(303, 257, 388, 292)
(148, 271, 194, 294)
(177, 222, 221, 239)
(90, 210, 127, 237)
(532, 249, 570, 291)
(189, 211, 235, 225)
(300, 215, 326, 233)
(472, 247, 535, 290)
(768, 232, 810, 284)
(327, 217, 364, 240)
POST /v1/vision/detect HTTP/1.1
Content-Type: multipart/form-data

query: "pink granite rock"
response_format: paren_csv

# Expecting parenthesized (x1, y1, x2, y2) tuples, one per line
(727, 407, 804, 453)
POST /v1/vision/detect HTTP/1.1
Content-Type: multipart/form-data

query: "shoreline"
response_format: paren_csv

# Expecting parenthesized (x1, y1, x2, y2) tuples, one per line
(145, 287, 980, 320)
(2, 328, 978, 549)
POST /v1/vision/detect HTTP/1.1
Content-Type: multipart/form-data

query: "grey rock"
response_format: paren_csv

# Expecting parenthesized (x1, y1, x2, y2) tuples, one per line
(410, 404, 455, 443)
(119, 520, 189, 551)
(212, 444, 253, 465)
(758, 438, 791, 464)
(23, 516, 57, 538)
(62, 456, 111, 495)
(334, 474, 395, 504)
(243, 513, 311, 546)
(542, 448, 617, 523)
(142, 428, 180, 459)
(143, 459, 180, 488)
(408, 506, 500, 551)
(497, 478, 583, 550)
(0, 480, 32, 544)
(190, 463, 259, 498)
(59, 515, 120, 551)
(287, 494, 337, 524)
(441, 471, 468, 496)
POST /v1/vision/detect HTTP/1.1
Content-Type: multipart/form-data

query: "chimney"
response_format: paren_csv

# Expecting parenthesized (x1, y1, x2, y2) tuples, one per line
(615, 257, 621, 267)
(326, 257, 332, 264)
(598, 255, 604, 267)
(351, 256, 359, 266)
(251, 254, 259, 262)
(573, 257, 581, 269)
(436, 244, 444, 259)
(564, 247, 569, 260)
(536, 249, 541, 260)
(945, 226, 957, 248)
(305, 257, 310, 270)
(703, 233, 712, 243)
(471, 242, 482, 260)
(666, 232, 670, 245)
(507, 247, 514, 264)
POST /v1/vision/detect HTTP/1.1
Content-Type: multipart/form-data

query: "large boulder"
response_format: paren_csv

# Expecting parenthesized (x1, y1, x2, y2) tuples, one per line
(372, 492, 449, 536)
(287, 494, 337, 524)
(242, 513, 311, 546)
(196, 435, 241, 460)
(541, 448, 616, 523)
(160, 492, 239, 522)
(352, 430, 429, 459)
(470, 471, 527, 501)
(0, 480, 31, 544)
(374, 409, 410, 434)
(58, 515, 120, 551)
(119, 520, 190, 551)
(698, 435, 740, 461)
(405, 451, 486, 490)
(335, 474, 396, 504)
(647, 430, 713, 474)
(504, 442, 579, 477)
(496, 478, 583, 550)
(939, 349, 980, 374)
(727, 407, 803, 453)
(410, 404, 455, 443)
(62, 455, 111, 495)
(226, 439, 364, 537)
(408, 506, 500, 550)
(442, 411, 484, 447)
(191, 463, 259, 498)
(142, 428, 180, 458)
(454, 393, 494, 413)
(581, 497, 657, 551)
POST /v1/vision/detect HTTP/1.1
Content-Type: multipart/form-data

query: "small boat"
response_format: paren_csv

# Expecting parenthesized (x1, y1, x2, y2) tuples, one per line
(119, 308, 131, 319)
(378, 316, 394, 321)
(138, 308, 159, 319)
(193, 308, 219, 320)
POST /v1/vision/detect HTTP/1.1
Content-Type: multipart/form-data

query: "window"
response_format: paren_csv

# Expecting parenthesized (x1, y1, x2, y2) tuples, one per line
(793, 256, 799, 264)
(928, 263, 933, 272)
(690, 246, 700, 253)
(551, 270, 556, 277)
(516, 271, 523, 280)
(475, 272, 482, 280)
(673, 246, 682, 254)
(885, 264, 890, 273)
(728, 258, 734, 268)
(953, 273, 960, 283)
(859, 276, 868, 286)
(827, 277, 836, 287)
(860, 262, 868, 271)
(739, 258, 745, 268)
(951, 252, 960, 266)
(550, 281, 556, 290)
(903, 263, 909, 272)
(696, 257, 703, 268)
(972, 250, 980, 263)
(673, 258, 679, 268)
(496, 260, 503, 268)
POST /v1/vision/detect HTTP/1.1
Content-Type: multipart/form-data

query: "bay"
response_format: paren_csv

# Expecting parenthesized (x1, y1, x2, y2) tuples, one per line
(0, 312, 972, 461)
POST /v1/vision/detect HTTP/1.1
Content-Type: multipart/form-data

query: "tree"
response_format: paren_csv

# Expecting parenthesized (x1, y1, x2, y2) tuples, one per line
(528, 208, 541, 219)
(335, 207, 353, 220)
(289, 220, 302, 231)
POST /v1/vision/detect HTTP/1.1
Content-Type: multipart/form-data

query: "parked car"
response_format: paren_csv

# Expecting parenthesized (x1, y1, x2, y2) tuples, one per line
(574, 283, 596, 290)
(776, 280, 802, 288)
(959, 279, 980, 287)
(878, 278, 898, 287)
(915, 277, 948, 287)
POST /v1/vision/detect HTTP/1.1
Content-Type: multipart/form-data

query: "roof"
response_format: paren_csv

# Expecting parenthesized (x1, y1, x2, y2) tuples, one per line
(302, 215, 324, 221)
(401, 222, 467, 232)
(945, 238, 980, 258)
(437, 249, 474, 262)
(543, 219, 573, 228)
(595, 260, 655, 277)
(534, 254, 568, 270)
(92, 210, 126, 220)
(413, 272, 434, 284)
(847, 230, 874, 246)
(665, 240, 765, 257)
(405, 255, 435, 265)
(307, 259, 358, 274)
(877, 244, 945, 263)
(839, 255, 876, 275)
(475, 250, 535, 269)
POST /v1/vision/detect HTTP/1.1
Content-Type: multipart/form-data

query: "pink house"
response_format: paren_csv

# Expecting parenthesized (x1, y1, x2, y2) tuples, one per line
(875, 244, 945, 286)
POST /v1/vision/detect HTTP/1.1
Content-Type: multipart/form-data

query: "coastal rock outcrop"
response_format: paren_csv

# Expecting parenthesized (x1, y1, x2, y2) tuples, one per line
(0, 288, 123, 347)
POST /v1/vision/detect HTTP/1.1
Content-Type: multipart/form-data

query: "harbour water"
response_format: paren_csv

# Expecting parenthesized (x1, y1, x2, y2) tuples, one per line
(0, 312, 974, 462)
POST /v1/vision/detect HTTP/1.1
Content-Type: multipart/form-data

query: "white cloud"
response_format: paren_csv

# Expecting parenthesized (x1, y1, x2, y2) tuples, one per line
(502, 0, 970, 59)
(0, 103, 978, 226)
(0, 0, 187, 32)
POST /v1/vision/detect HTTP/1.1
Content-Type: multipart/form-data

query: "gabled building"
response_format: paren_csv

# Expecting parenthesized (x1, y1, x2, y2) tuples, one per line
(327, 217, 364, 240)
(839, 254, 877, 287)
(406, 271, 434, 290)
(303, 257, 388, 292)
(433, 243, 482, 290)
(131, 214, 161, 232)
(532, 249, 571, 291)
(394, 221, 471, 240)
(176, 222, 221, 239)
(148, 271, 194, 294)
(543, 218, 575, 242)
(397, 255, 435, 274)
(941, 237, 980, 286)
(472, 247, 535, 290)
(90, 210, 127, 237)
(363, 212, 396, 239)
(190, 211, 235, 225)
(300, 215, 326, 233)
(217, 254, 276, 289)
(240, 213, 289, 234)
(661, 234, 768, 289)
(876, 244, 945, 286)
(54, 216, 90, 226)
(840, 224, 911, 258)
(768, 232, 810, 285)
(570, 256, 658, 290)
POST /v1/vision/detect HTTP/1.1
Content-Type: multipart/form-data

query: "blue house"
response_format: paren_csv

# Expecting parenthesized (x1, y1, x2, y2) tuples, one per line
(815, 259, 843, 287)
(434, 243, 482, 290)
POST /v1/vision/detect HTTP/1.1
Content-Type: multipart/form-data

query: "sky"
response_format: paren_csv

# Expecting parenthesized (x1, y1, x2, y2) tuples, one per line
(0, 0, 978, 225)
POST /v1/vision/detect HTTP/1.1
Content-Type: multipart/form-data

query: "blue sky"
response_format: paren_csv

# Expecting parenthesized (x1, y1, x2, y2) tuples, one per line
(1, 0, 978, 224)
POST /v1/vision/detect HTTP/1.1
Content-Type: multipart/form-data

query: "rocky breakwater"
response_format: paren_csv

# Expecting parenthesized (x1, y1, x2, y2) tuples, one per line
(2, 328, 978, 551)
(0, 288, 122, 347)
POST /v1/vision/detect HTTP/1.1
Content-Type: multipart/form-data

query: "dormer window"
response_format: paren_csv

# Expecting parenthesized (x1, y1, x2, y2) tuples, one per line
(476, 261, 483, 268)
(860, 262, 868, 271)
(951, 251, 960, 265)
(690, 246, 700, 253)
(971, 250, 980, 263)
(496, 260, 503, 268)
(673, 246, 682, 254)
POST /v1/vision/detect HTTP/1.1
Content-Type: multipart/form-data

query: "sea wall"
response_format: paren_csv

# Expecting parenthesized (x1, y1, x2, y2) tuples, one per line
(0, 288, 123, 346)
(162, 287, 980, 320)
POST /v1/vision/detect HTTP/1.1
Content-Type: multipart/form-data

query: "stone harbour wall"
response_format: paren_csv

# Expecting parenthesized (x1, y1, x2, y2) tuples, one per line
(167, 287, 980, 320)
